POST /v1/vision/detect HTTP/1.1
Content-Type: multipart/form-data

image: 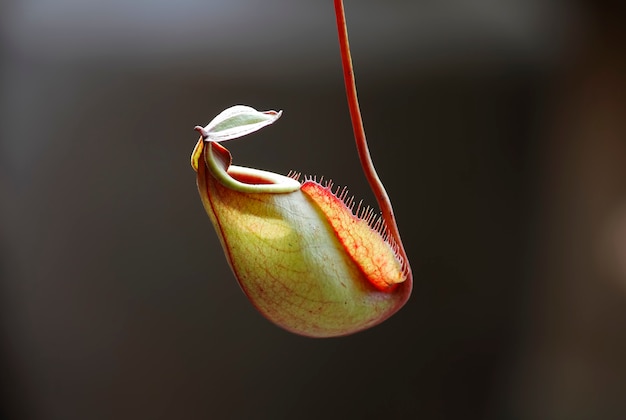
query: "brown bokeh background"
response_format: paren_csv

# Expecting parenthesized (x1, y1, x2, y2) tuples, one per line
(1, 1, 625, 419)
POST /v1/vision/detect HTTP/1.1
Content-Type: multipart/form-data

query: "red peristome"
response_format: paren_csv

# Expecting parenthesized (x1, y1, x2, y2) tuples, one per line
(301, 181, 406, 291)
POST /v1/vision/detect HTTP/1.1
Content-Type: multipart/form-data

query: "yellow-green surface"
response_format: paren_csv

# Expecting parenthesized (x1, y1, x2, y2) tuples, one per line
(194, 141, 409, 337)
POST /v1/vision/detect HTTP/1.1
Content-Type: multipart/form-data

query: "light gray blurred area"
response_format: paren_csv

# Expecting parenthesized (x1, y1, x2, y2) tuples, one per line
(2, 1, 626, 419)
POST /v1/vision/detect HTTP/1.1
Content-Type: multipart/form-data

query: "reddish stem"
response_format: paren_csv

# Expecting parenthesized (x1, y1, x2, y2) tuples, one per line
(334, 0, 412, 281)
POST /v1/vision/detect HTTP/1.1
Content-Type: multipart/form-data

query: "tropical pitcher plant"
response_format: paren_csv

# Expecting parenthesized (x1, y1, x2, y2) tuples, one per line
(190, 0, 412, 337)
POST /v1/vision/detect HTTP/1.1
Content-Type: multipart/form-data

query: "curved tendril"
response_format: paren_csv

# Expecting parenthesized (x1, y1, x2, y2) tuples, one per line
(334, 0, 412, 282)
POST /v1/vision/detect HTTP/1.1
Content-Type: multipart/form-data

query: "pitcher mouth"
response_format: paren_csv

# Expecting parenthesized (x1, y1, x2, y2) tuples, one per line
(223, 165, 302, 193)
(192, 138, 301, 194)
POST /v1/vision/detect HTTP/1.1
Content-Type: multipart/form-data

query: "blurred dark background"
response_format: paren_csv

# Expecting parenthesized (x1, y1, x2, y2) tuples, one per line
(1, 1, 625, 419)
